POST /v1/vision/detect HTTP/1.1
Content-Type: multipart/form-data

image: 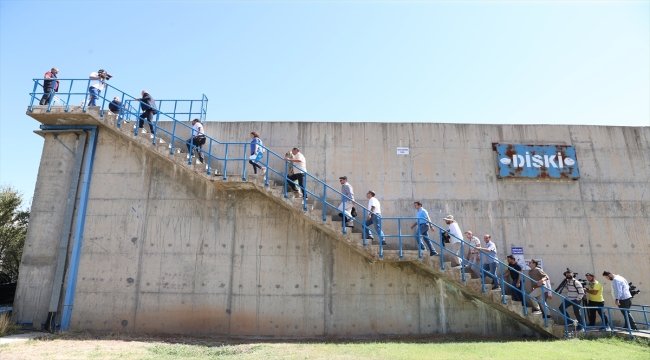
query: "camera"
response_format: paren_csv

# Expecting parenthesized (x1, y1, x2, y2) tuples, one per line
(629, 282, 640, 298)
(97, 69, 113, 80)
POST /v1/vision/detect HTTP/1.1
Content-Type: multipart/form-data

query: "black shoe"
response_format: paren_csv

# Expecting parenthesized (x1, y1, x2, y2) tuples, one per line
(338, 213, 343, 217)
(430, 251, 439, 256)
(492, 285, 501, 290)
(381, 242, 387, 246)
(367, 236, 374, 240)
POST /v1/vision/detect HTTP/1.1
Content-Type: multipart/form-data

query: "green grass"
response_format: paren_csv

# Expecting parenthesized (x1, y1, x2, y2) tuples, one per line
(2, 333, 649, 360)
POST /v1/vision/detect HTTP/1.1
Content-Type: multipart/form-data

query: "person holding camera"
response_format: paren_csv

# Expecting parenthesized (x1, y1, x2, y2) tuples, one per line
(87, 69, 111, 107)
(558, 269, 585, 330)
(602, 271, 638, 330)
(134, 90, 157, 134)
(585, 272, 609, 330)
(443, 215, 463, 268)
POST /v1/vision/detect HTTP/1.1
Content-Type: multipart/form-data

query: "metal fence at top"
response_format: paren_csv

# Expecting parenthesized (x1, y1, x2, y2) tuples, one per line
(28, 78, 649, 339)
(29, 78, 207, 122)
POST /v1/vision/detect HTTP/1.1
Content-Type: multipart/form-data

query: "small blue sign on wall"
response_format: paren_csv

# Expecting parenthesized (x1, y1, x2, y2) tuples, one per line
(494, 143, 580, 180)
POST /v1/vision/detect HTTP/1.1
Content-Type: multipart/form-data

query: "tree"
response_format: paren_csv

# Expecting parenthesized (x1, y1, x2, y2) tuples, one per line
(0, 186, 30, 284)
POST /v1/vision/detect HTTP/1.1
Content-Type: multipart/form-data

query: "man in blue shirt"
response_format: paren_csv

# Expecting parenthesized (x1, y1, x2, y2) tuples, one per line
(410, 202, 438, 256)
(603, 271, 638, 330)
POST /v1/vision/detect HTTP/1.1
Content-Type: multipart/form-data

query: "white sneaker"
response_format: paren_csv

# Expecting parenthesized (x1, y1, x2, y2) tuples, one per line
(532, 310, 542, 315)
(141, 129, 148, 134)
(261, 168, 267, 175)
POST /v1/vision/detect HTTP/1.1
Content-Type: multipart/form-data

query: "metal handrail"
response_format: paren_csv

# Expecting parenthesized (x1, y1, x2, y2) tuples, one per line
(28, 78, 648, 338)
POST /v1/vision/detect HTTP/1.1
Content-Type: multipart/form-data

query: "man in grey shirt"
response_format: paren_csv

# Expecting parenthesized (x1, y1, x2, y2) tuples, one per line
(337, 176, 354, 228)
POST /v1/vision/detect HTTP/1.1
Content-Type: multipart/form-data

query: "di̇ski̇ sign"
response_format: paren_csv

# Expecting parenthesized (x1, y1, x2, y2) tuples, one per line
(494, 143, 580, 180)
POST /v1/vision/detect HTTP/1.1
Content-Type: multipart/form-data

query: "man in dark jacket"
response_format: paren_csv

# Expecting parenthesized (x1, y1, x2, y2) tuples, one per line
(135, 90, 157, 134)
(40, 68, 59, 105)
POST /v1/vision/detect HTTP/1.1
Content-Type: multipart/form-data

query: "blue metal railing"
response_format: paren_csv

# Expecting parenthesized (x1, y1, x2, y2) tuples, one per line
(28, 78, 649, 338)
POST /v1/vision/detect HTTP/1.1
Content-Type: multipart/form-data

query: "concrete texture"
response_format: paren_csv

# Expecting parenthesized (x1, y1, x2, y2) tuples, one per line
(14, 108, 649, 337)
(156, 121, 649, 311)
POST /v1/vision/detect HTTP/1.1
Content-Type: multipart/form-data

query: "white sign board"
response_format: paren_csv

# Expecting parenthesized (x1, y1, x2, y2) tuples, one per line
(397, 147, 409, 155)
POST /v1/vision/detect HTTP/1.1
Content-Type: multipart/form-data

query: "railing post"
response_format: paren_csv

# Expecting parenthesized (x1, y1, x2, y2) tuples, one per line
(29, 80, 38, 111)
(544, 286, 551, 329)
(173, 100, 178, 120)
(398, 219, 403, 260)
(302, 175, 308, 212)
(362, 208, 367, 246)
(643, 305, 649, 328)
(322, 185, 327, 222)
(460, 241, 466, 282)
(378, 215, 383, 259)
(341, 194, 347, 235)
(264, 151, 269, 187)
(283, 161, 289, 198)
(152, 111, 160, 146)
(170, 120, 177, 155)
(242, 143, 247, 181)
(188, 101, 193, 121)
(207, 138, 213, 175)
(46, 86, 55, 113)
(499, 262, 506, 304)
(65, 80, 74, 112)
(83, 79, 90, 113)
(439, 231, 445, 270)
(476, 249, 485, 293)
(222, 144, 229, 180)
(521, 277, 527, 315)
(188, 136, 194, 165)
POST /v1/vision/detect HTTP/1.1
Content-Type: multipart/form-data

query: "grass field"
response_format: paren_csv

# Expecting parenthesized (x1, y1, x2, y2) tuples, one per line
(1, 332, 649, 360)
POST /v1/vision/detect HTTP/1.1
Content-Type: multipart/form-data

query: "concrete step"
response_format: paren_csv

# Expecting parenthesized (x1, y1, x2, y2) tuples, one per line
(382, 250, 420, 262)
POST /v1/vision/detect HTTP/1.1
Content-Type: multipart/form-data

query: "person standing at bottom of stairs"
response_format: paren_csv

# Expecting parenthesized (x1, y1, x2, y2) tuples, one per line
(410, 202, 438, 256)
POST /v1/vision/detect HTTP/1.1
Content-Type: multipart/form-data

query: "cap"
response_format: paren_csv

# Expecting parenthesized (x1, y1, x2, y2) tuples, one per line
(367, 190, 375, 196)
(339, 176, 347, 180)
(443, 214, 454, 221)
(585, 273, 594, 277)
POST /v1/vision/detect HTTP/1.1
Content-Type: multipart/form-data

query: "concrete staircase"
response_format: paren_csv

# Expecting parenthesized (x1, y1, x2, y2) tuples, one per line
(27, 105, 566, 338)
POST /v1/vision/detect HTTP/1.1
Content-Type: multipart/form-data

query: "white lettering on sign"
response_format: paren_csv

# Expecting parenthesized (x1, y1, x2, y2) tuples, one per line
(397, 147, 409, 155)
(500, 152, 574, 169)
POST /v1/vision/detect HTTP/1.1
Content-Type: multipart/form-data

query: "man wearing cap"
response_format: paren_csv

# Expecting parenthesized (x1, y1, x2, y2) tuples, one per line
(364, 191, 385, 245)
(410, 202, 438, 256)
(602, 271, 638, 330)
(477, 234, 500, 290)
(558, 269, 585, 330)
(337, 176, 354, 227)
(40, 67, 59, 105)
(464, 231, 482, 278)
(585, 272, 609, 330)
(443, 215, 463, 268)
(504, 255, 524, 302)
(285, 148, 307, 200)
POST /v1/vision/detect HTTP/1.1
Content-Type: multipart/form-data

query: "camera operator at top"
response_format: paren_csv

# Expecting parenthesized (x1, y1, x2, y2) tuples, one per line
(558, 269, 585, 330)
(87, 69, 112, 107)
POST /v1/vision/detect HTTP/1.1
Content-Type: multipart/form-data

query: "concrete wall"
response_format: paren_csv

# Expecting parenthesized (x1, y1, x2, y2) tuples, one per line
(15, 126, 537, 337)
(157, 121, 650, 311)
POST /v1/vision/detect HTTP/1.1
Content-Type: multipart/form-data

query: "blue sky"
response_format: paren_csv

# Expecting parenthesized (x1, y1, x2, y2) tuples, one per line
(1, 0, 649, 203)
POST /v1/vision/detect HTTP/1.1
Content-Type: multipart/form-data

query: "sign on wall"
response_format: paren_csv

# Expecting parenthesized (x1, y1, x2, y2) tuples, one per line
(494, 143, 580, 180)
(511, 246, 525, 270)
(397, 147, 409, 155)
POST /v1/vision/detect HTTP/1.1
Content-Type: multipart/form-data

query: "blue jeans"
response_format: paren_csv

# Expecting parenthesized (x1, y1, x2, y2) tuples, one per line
(365, 213, 384, 240)
(416, 223, 437, 254)
(88, 87, 101, 106)
(483, 262, 500, 288)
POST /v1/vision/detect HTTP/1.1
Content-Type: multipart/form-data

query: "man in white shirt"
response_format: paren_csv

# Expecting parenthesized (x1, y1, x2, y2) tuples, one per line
(477, 234, 500, 290)
(443, 215, 463, 268)
(186, 118, 205, 164)
(364, 191, 385, 245)
(464, 231, 481, 277)
(284, 148, 307, 200)
(87, 69, 109, 107)
(603, 271, 638, 330)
